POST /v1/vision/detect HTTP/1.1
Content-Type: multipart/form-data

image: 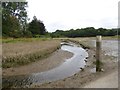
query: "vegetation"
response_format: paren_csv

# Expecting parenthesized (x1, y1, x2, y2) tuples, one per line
(64, 38, 96, 49)
(2, 2, 119, 38)
(2, 37, 51, 43)
(2, 2, 28, 38)
(1, 2, 119, 69)
(28, 16, 46, 37)
(2, 39, 60, 68)
(2, 2, 46, 38)
(51, 27, 119, 38)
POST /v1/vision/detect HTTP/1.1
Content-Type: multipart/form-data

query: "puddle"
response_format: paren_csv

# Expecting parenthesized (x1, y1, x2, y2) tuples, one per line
(2, 42, 88, 88)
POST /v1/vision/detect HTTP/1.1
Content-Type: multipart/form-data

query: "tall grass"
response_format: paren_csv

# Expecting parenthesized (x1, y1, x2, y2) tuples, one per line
(2, 39, 60, 68)
(2, 45, 60, 68)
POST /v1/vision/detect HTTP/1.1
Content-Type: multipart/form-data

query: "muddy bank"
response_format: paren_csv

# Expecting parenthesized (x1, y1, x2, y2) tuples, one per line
(2, 39, 118, 88)
(29, 39, 118, 88)
(2, 42, 89, 88)
(3, 49, 73, 76)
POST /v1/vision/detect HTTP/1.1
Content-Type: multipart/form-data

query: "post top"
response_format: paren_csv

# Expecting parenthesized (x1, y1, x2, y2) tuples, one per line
(96, 35, 102, 41)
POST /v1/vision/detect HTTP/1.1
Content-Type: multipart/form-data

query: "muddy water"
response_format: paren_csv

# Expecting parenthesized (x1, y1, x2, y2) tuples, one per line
(91, 40, 118, 57)
(3, 43, 88, 88)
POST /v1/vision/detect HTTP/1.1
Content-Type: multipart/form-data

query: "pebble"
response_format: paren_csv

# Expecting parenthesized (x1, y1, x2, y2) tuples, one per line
(84, 59, 87, 62)
(101, 68, 105, 72)
(80, 68, 84, 71)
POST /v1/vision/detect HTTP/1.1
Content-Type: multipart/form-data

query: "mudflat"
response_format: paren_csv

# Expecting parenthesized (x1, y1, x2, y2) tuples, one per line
(30, 39, 118, 88)
(2, 38, 118, 88)
(3, 39, 73, 76)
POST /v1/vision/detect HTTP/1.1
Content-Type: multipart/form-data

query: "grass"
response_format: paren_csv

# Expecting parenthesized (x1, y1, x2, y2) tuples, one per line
(2, 38, 52, 43)
(1, 35, 119, 43)
(102, 35, 118, 40)
(2, 39, 60, 68)
(63, 35, 118, 49)
(2, 36, 118, 68)
(2, 46, 60, 68)
(61, 38, 94, 49)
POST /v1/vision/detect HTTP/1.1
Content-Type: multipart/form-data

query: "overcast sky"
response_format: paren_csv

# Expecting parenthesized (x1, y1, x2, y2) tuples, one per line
(27, 0, 119, 32)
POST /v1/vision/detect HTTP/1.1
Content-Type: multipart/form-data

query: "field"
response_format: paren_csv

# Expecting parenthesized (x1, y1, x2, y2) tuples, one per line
(2, 38, 61, 68)
(2, 36, 118, 68)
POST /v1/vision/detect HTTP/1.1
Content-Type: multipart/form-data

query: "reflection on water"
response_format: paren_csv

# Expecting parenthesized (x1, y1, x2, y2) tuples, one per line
(3, 43, 88, 88)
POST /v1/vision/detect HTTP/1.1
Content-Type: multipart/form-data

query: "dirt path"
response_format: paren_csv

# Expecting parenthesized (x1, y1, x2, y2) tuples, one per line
(83, 70, 118, 88)
(3, 49, 73, 76)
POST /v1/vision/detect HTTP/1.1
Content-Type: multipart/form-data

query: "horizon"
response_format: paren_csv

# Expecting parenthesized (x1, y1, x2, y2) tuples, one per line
(26, 0, 118, 32)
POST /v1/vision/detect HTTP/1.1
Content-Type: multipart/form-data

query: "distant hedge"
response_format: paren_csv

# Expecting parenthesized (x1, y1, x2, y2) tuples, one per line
(51, 27, 119, 38)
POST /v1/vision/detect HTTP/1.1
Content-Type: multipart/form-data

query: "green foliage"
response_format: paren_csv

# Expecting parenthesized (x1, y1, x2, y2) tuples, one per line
(52, 27, 118, 38)
(28, 16, 46, 36)
(2, 15, 20, 37)
(22, 30, 32, 38)
(2, 2, 28, 38)
(2, 2, 28, 26)
(2, 38, 51, 43)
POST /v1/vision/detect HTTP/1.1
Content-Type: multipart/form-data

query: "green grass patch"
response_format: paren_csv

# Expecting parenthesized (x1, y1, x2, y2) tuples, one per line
(2, 38, 51, 43)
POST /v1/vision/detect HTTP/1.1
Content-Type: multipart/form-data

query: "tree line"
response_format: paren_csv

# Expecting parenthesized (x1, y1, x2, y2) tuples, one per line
(51, 27, 119, 38)
(2, 2, 119, 38)
(2, 2, 46, 38)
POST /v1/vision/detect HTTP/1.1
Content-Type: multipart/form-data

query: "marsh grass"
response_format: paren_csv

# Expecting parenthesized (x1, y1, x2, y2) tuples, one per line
(2, 38, 51, 43)
(63, 36, 118, 49)
(2, 39, 60, 68)
(2, 47, 60, 68)
(63, 39, 92, 49)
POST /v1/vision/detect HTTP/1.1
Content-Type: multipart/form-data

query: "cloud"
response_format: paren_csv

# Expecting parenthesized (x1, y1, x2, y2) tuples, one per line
(27, 0, 119, 32)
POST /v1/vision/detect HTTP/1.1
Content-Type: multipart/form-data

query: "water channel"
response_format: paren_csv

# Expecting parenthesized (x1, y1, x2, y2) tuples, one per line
(3, 42, 88, 88)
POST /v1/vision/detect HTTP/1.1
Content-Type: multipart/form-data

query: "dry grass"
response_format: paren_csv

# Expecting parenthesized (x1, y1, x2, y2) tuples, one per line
(61, 38, 94, 49)
(2, 39, 61, 68)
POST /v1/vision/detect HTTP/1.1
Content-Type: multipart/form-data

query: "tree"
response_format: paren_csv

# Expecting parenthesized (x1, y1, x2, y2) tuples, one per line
(3, 15, 22, 37)
(0, 2, 2, 38)
(51, 27, 118, 38)
(2, 2, 28, 37)
(28, 16, 46, 36)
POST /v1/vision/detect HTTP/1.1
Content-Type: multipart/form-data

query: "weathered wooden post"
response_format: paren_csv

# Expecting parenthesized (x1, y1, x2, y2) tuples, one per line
(96, 35, 102, 72)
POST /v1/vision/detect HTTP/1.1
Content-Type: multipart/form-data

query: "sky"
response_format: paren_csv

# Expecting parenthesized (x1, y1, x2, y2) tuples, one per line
(26, 0, 119, 32)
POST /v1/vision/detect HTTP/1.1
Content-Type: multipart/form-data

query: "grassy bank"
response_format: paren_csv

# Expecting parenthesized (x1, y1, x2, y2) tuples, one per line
(2, 38, 52, 43)
(61, 37, 95, 49)
(28, 36, 118, 88)
(2, 38, 61, 68)
(60, 35, 118, 49)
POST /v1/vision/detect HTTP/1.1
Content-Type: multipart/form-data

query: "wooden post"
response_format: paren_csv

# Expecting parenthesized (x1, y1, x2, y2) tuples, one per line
(96, 35, 102, 71)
